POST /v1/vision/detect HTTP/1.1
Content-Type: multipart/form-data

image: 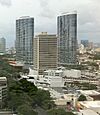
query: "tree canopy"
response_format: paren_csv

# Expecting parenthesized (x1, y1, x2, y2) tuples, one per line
(47, 108, 75, 115)
(8, 78, 55, 114)
(78, 94, 87, 101)
(0, 56, 55, 114)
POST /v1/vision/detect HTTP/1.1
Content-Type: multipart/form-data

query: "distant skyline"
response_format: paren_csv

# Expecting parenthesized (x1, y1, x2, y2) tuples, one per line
(0, 0, 100, 47)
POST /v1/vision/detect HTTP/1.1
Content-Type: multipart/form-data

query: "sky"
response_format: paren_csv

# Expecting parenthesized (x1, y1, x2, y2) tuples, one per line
(0, 0, 100, 47)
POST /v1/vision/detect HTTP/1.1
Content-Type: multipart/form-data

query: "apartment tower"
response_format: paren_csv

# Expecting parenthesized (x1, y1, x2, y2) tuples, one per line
(16, 16, 34, 65)
(0, 37, 6, 54)
(57, 12, 77, 66)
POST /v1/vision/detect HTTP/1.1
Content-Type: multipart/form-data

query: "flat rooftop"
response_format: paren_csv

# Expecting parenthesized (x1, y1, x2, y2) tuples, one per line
(78, 90, 100, 95)
(0, 77, 7, 81)
(78, 109, 98, 115)
(79, 101, 100, 108)
(0, 111, 14, 115)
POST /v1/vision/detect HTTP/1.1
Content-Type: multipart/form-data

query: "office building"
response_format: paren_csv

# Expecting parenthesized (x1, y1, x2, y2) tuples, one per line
(81, 40, 89, 48)
(57, 12, 77, 65)
(0, 77, 7, 106)
(34, 32, 57, 75)
(0, 38, 6, 54)
(16, 16, 34, 65)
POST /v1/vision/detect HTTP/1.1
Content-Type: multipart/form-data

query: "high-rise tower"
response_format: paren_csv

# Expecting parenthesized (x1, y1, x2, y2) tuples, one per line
(16, 16, 34, 65)
(57, 12, 77, 65)
(0, 37, 6, 54)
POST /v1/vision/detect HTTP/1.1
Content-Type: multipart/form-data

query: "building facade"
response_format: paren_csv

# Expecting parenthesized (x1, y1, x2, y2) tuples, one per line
(57, 12, 77, 65)
(0, 38, 6, 54)
(34, 32, 57, 74)
(0, 77, 7, 107)
(16, 16, 34, 65)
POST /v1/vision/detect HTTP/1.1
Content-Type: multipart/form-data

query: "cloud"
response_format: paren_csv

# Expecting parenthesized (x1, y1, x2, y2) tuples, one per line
(40, 7, 55, 19)
(38, 0, 55, 18)
(78, 6, 95, 25)
(90, 0, 100, 3)
(39, 0, 48, 7)
(0, 0, 12, 7)
(0, 0, 100, 46)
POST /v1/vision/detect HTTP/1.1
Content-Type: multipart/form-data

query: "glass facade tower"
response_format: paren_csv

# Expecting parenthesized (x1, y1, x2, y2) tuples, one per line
(16, 16, 34, 65)
(57, 12, 77, 65)
(0, 37, 6, 54)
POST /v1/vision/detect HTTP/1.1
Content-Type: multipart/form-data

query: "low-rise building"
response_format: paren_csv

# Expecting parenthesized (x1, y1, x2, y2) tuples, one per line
(77, 109, 98, 115)
(54, 93, 77, 108)
(63, 69, 81, 78)
(0, 111, 15, 115)
(63, 76, 98, 85)
(78, 90, 100, 101)
(44, 69, 81, 78)
(78, 101, 100, 114)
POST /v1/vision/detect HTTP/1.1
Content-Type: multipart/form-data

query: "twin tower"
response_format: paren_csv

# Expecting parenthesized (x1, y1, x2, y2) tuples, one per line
(16, 12, 77, 74)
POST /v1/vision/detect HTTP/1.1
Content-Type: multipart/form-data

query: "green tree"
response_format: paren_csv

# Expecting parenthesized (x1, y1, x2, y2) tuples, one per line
(17, 104, 37, 115)
(8, 78, 54, 112)
(32, 89, 52, 108)
(42, 100, 55, 110)
(89, 84, 97, 90)
(12, 72, 21, 79)
(93, 54, 100, 60)
(78, 94, 87, 101)
(0, 56, 55, 113)
(47, 108, 75, 115)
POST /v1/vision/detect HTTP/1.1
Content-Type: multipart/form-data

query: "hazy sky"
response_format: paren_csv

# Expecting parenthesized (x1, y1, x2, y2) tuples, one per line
(0, 0, 100, 47)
